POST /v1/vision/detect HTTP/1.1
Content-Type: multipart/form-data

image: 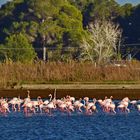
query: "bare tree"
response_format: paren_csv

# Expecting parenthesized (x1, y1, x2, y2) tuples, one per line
(80, 20, 122, 65)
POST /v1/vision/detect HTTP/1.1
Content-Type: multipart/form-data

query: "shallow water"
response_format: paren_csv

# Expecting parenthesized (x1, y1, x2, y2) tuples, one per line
(0, 102, 140, 140)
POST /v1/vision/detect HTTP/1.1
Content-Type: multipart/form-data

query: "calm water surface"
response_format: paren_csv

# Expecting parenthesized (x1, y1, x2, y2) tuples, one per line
(0, 102, 140, 140)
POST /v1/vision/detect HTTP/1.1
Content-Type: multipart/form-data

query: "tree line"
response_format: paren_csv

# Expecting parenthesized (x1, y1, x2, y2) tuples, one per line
(0, 0, 139, 63)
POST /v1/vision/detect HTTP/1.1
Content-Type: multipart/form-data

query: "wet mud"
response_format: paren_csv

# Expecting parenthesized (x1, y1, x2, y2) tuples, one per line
(0, 88, 140, 99)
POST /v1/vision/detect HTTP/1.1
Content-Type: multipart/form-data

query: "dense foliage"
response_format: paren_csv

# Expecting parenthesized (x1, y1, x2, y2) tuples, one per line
(0, 33, 36, 62)
(0, 0, 140, 62)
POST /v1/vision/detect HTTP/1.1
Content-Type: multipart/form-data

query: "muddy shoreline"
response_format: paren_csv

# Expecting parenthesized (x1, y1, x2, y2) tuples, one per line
(1, 84, 140, 99)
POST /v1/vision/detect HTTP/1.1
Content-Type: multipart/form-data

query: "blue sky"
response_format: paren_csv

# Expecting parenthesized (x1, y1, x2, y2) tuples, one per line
(117, 0, 140, 5)
(0, 0, 11, 6)
(0, 0, 140, 7)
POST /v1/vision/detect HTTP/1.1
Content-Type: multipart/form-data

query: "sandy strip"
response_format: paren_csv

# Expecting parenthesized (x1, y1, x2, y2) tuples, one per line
(16, 84, 140, 90)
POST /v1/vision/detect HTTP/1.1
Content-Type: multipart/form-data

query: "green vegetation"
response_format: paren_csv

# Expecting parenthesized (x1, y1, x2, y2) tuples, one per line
(0, 0, 140, 62)
(0, 0, 88, 62)
(0, 33, 36, 62)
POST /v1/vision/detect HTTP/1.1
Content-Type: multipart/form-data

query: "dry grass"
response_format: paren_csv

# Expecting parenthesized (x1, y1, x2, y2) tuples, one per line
(0, 60, 140, 88)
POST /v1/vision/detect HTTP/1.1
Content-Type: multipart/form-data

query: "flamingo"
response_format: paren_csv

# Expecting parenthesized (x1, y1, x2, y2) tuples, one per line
(109, 102, 116, 114)
(118, 99, 130, 113)
(137, 104, 140, 111)
(8, 97, 19, 111)
(85, 98, 97, 114)
(130, 100, 137, 108)
(1, 99, 10, 113)
(74, 98, 85, 112)
(45, 102, 56, 115)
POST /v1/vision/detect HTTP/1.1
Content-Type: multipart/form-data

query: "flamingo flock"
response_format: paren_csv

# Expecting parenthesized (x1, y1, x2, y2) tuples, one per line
(0, 90, 140, 116)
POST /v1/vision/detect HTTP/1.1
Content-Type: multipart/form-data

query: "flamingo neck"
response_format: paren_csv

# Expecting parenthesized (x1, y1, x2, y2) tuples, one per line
(50, 95, 52, 101)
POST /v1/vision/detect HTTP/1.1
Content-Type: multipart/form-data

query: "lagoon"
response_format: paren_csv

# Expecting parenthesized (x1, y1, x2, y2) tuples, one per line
(0, 102, 140, 140)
